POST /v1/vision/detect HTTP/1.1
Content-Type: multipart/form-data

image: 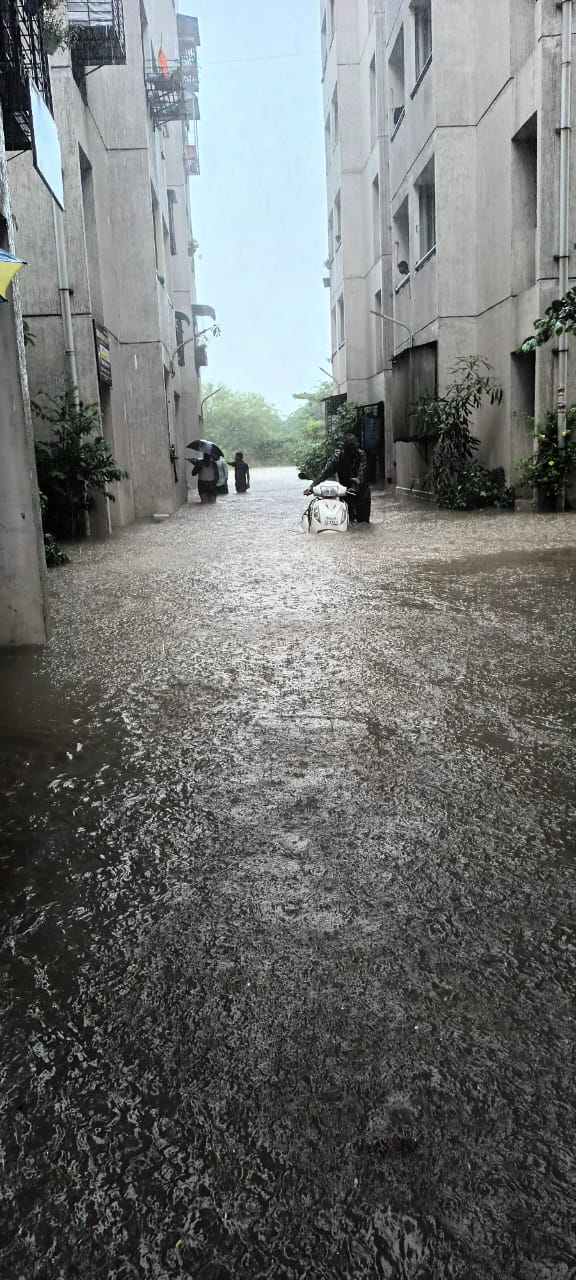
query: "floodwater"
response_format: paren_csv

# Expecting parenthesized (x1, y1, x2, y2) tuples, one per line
(1, 468, 576, 1280)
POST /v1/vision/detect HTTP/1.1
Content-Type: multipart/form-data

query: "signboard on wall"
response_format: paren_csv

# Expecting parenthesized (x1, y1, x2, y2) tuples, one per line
(93, 320, 112, 387)
(30, 80, 64, 209)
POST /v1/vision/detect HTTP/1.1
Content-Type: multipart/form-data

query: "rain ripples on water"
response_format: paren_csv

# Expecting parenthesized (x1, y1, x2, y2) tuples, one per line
(1, 469, 576, 1278)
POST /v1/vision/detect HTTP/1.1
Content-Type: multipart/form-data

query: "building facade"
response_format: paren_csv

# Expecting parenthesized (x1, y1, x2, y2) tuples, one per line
(11, 0, 210, 529)
(0, 2, 52, 644)
(322, 0, 576, 493)
(322, 0, 394, 477)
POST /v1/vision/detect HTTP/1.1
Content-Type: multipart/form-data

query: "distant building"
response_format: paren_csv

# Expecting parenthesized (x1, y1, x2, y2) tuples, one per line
(11, 0, 212, 530)
(321, 0, 575, 493)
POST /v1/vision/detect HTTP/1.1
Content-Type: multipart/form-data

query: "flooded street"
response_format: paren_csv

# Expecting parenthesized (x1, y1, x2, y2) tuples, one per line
(1, 467, 576, 1279)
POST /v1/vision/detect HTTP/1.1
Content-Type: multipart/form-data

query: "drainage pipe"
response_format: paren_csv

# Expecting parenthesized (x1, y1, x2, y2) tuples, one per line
(52, 198, 79, 408)
(557, 0, 573, 510)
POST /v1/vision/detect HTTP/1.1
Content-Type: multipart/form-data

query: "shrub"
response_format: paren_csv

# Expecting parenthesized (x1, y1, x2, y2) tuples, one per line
(294, 401, 360, 480)
(409, 356, 510, 509)
(439, 465, 515, 511)
(516, 408, 576, 498)
(34, 387, 128, 540)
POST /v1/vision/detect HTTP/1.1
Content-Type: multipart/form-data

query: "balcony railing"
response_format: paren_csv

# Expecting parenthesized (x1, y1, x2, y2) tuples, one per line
(0, 0, 52, 150)
(67, 0, 125, 68)
(184, 141, 199, 176)
(145, 60, 199, 127)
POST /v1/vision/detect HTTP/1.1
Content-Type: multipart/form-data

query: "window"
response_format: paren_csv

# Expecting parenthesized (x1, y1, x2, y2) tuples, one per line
(369, 55, 377, 148)
(416, 158, 435, 262)
(151, 186, 165, 276)
(331, 304, 338, 355)
(393, 195, 410, 284)
(334, 190, 342, 245)
(388, 27, 405, 133)
(162, 218, 170, 275)
(167, 189, 177, 256)
(374, 289, 383, 367)
(175, 312, 185, 365)
(324, 113, 331, 165)
(332, 86, 339, 146)
(328, 209, 334, 261)
(412, 0, 432, 82)
(512, 113, 537, 291)
(321, 12, 328, 75)
(337, 294, 345, 346)
(372, 174, 381, 262)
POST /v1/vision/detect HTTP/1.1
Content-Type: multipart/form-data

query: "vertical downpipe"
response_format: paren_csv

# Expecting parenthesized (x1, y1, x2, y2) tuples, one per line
(52, 197, 79, 407)
(557, 0, 573, 511)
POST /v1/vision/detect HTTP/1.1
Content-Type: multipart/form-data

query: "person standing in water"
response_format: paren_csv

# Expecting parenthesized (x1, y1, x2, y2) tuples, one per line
(232, 452, 250, 494)
(216, 456, 229, 496)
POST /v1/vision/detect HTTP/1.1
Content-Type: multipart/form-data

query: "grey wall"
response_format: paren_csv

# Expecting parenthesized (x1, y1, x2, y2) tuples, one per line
(0, 113, 48, 646)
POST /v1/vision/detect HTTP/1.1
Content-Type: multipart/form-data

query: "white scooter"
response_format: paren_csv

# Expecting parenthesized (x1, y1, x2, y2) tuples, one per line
(303, 480, 353, 534)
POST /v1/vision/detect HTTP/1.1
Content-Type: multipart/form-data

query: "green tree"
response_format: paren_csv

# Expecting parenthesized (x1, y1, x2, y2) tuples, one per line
(201, 383, 294, 465)
(292, 395, 361, 481)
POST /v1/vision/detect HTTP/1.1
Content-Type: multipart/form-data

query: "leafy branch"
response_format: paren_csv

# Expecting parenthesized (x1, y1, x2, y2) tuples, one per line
(521, 287, 576, 352)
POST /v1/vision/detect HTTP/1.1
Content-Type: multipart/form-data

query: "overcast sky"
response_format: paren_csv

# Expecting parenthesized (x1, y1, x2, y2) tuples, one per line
(181, 0, 330, 414)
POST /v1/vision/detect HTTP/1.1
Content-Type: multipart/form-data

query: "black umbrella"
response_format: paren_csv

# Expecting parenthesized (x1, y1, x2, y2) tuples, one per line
(186, 438, 223, 460)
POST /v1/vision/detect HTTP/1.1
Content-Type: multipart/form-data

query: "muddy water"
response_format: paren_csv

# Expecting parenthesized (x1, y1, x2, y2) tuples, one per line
(1, 469, 576, 1279)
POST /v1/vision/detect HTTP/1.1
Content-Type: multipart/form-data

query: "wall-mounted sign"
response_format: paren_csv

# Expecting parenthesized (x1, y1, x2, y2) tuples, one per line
(30, 80, 64, 210)
(93, 320, 112, 386)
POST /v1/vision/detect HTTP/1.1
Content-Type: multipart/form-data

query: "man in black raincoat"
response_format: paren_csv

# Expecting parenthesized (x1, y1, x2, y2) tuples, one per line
(305, 433, 371, 523)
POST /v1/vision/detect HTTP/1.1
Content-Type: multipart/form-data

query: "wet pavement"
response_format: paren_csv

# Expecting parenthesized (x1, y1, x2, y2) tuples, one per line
(1, 467, 576, 1280)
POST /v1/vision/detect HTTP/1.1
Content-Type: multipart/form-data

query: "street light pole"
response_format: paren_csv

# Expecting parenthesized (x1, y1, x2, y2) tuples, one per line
(170, 324, 220, 377)
(369, 310, 414, 350)
(200, 386, 222, 424)
(319, 365, 340, 390)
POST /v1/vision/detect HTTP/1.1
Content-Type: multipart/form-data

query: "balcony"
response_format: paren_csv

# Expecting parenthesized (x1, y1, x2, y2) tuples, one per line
(180, 44, 198, 92)
(184, 141, 199, 176)
(67, 0, 125, 64)
(0, 0, 52, 150)
(145, 60, 199, 127)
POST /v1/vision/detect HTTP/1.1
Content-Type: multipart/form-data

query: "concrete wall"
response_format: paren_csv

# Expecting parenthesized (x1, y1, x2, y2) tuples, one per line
(0, 112, 48, 646)
(10, 0, 206, 530)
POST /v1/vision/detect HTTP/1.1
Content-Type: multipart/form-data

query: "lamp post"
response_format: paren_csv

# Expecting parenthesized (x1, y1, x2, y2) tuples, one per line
(170, 323, 220, 377)
(200, 386, 222, 425)
(319, 365, 341, 390)
(369, 310, 414, 350)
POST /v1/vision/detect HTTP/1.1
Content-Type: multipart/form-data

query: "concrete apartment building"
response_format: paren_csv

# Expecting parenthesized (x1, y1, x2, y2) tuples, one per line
(322, 0, 576, 493)
(11, 0, 210, 533)
(322, 0, 393, 474)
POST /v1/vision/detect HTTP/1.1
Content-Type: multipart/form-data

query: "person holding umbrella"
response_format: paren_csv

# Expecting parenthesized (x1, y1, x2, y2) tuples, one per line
(191, 451, 219, 503)
(187, 439, 222, 504)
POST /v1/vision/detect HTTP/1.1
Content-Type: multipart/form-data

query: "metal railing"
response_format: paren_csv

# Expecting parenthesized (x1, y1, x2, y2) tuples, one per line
(0, 0, 52, 149)
(68, 0, 126, 74)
